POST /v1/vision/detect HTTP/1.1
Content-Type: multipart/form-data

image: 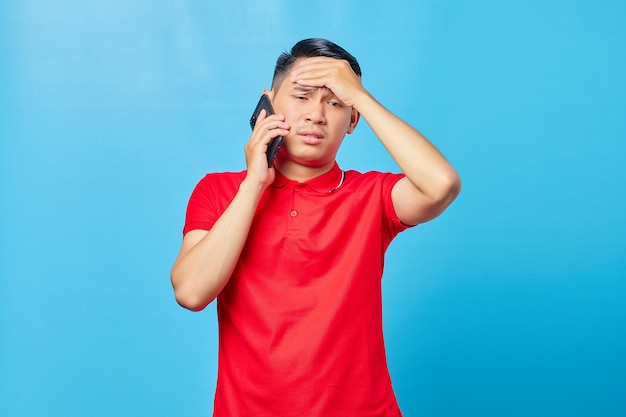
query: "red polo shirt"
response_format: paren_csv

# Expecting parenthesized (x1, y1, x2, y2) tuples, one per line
(184, 163, 411, 417)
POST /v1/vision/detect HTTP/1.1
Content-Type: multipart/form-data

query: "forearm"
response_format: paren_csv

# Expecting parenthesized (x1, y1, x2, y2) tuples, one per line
(170, 179, 266, 310)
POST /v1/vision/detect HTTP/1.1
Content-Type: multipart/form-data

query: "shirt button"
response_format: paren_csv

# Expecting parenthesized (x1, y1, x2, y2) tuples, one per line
(290, 210, 298, 217)
(294, 186, 301, 192)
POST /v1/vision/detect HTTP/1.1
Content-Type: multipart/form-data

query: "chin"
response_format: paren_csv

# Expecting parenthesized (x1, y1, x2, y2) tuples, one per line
(280, 150, 330, 167)
(280, 139, 339, 166)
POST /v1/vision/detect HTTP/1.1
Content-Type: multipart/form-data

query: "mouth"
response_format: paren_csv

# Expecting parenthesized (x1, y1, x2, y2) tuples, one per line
(297, 129, 325, 145)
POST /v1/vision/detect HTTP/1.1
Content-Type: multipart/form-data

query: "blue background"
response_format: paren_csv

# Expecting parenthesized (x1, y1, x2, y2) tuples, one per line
(1, 1, 624, 416)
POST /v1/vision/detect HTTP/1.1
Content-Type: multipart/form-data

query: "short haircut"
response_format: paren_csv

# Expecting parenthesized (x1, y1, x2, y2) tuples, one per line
(271, 38, 361, 90)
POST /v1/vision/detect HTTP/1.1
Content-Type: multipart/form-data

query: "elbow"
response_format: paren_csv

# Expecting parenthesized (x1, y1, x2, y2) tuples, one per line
(174, 291, 211, 312)
(445, 170, 462, 201)
(433, 169, 462, 205)
(170, 270, 213, 312)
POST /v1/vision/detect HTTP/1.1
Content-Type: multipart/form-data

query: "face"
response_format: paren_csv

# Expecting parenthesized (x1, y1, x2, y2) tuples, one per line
(267, 60, 359, 169)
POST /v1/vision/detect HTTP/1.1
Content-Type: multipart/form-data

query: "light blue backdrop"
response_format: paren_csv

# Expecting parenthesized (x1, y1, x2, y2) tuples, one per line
(1, 1, 624, 416)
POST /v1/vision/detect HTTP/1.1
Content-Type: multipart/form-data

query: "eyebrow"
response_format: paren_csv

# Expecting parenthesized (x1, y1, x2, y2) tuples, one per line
(293, 86, 336, 97)
(293, 86, 318, 93)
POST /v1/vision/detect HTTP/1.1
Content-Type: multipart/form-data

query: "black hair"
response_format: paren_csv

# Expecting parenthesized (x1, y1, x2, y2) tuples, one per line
(271, 38, 361, 89)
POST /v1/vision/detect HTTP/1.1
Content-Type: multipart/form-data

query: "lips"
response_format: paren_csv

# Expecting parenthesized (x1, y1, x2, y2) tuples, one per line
(297, 129, 325, 145)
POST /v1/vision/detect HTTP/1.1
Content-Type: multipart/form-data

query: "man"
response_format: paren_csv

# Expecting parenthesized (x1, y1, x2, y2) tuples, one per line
(171, 38, 461, 416)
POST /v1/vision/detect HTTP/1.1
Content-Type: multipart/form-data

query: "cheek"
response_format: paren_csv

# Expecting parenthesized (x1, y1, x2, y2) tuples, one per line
(281, 108, 299, 127)
(334, 112, 354, 132)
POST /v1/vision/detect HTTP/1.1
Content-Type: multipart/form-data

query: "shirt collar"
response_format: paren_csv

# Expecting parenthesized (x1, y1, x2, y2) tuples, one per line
(272, 162, 344, 194)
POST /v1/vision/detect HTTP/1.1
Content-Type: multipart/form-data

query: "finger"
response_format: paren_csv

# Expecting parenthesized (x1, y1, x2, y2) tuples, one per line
(254, 115, 287, 135)
(245, 123, 288, 171)
(250, 119, 289, 149)
(254, 108, 269, 126)
(292, 57, 341, 74)
(291, 61, 329, 79)
(252, 114, 284, 136)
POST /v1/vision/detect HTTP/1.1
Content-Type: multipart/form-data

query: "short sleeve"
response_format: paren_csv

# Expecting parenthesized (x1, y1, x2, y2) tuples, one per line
(182, 171, 247, 236)
(381, 173, 415, 238)
(182, 175, 218, 236)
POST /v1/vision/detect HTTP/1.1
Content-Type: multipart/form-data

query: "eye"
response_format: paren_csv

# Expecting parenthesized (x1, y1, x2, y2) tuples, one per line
(294, 95, 308, 101)
(328, 100, 343, 108)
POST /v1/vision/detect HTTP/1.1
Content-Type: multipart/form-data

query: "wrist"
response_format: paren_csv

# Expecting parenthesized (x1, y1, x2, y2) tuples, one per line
(351, 89, 377, 114)
(240, 176, 270, 196)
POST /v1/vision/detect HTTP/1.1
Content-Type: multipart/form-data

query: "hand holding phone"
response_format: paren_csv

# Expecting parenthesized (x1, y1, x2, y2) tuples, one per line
(250, 94, 284, 167)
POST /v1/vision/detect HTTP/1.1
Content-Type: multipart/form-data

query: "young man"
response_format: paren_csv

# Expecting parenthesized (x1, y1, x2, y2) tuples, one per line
(171, 38, 461, 416)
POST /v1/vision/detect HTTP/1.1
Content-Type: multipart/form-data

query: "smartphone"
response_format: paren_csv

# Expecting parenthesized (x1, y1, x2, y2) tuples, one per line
(250, 94, 284, 167)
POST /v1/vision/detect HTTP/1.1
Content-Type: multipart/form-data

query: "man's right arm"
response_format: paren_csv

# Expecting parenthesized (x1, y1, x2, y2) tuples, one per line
(170, 110, 290, 311)
(170, 179, 267, 311)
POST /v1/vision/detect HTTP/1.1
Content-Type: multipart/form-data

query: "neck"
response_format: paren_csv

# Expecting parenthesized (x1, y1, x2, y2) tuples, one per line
(273, 157, 336, 182)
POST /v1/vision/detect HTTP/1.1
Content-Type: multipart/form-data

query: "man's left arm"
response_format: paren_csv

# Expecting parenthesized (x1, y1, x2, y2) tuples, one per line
(291, 58, 462, 225)
(356, 94, 461, 225)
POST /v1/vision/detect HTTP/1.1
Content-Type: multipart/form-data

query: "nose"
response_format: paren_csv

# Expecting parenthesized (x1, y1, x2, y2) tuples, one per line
(305, 101, 326, 124)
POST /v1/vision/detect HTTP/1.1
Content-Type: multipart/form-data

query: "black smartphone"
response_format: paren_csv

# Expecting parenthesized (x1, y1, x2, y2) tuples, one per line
(250, 94, 284, 167)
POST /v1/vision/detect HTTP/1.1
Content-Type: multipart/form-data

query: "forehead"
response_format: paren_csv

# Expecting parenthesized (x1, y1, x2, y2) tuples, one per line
(275, 82, 334, 100)
(273, 57, 337, 93)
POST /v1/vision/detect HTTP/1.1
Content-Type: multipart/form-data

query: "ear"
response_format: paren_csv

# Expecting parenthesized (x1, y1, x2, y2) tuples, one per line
(347, 108, 360, 134)
(263, 88, 273, 101)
